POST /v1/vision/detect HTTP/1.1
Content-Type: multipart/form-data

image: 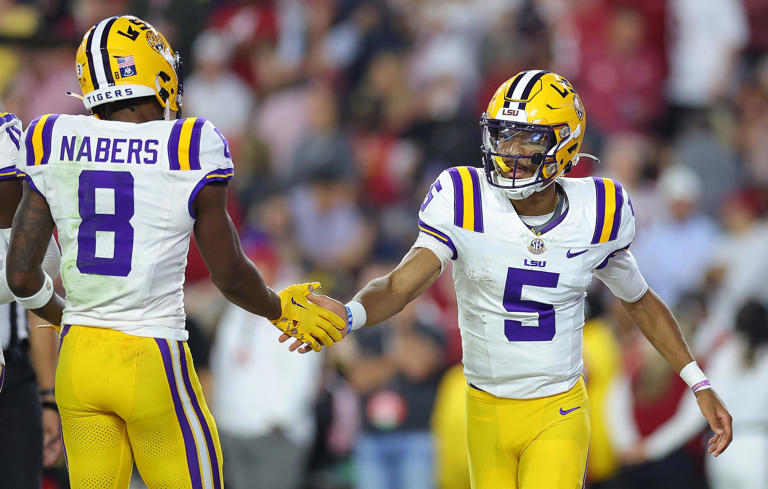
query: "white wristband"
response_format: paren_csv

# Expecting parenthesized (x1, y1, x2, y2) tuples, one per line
(12, 272, 54, 310)
(679, 361, 712, 393)
(345, 300, 367, 332)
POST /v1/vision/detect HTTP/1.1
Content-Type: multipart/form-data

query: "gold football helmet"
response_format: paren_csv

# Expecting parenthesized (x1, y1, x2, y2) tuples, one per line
(75, 16, 182, 119)
(481, 70, 595, 200)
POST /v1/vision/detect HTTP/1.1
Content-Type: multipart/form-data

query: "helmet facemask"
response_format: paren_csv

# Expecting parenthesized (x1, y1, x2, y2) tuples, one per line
(481, 116, 564, 200)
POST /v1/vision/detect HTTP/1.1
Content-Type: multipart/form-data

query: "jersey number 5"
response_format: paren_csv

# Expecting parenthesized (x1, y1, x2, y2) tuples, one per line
(76, 170, 134, 276)
(503, 267, 559, 341)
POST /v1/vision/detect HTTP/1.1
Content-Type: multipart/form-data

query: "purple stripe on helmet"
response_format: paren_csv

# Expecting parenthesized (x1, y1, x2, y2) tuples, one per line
(5, 127, 19, 150)
(40, 114, 59, 165)
(418, 219, 458, 260)
(168, 119, 184, 170)
(24, 117, 42, 166)
(609, 180, 624, 241)
(468, 167, 484, 232)
(448, 168, 464, 227)
(177, 341, 222, 489)
(155, 339, 204, 489)
(188, 118, 205, 170)
(187, 168, 234, 218)
(591, 177, 606, 244)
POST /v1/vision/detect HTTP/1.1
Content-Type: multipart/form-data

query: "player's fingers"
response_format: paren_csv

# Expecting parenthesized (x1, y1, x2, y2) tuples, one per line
(304, 302, 346, 330)
(287, 339, 304, 352)
(315, 317, 343, 341)
(299, 344, 314, 354)
(306, 281, 322, 293)
(279, 333, 291, 343)
(715, 413, 733, 456)
(301, 326, 334, 348)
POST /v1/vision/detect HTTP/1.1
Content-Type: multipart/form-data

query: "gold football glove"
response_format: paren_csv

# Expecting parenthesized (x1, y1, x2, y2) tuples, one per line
(272, 282, 345, 352)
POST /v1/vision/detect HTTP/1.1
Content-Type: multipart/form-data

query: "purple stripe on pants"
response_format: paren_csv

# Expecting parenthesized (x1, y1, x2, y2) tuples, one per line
(177, 341, 221, 489)
(448, 167, 464, 227)
(591, 177, 606, 244)
(155, 339, 204, 489)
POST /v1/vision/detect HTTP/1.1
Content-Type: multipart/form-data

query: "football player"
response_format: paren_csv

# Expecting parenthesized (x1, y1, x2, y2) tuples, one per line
(288, 70, 733, 488)
(4, 16, 344, 489)
(0, 111, 62, 394)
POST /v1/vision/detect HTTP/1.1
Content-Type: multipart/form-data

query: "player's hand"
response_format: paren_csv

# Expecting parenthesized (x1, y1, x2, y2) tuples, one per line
(695, 388, 733, 457)
(279, 294, 347, 354)
(271, 282, 345, 352)
(41, 405, 63, 467)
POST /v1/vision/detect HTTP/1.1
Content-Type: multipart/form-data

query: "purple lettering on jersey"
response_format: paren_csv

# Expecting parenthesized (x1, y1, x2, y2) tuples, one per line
(127, 139, 142, 164)
(95, 137, 110, 162)
(212, 125, 231, 159)
(143, 139, 158, 164)
(60, 135, 76, 161)
(420, 180, 442, 211)
(503, 267, 559, 341)
(111, 138, 127, 163)
(76, 136, 92, 161)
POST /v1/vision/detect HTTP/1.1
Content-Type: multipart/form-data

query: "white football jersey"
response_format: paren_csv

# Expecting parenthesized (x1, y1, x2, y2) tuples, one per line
(0, 112, 22, 181)
(414, 166, 635, 398)
(18, 114, 234, 340)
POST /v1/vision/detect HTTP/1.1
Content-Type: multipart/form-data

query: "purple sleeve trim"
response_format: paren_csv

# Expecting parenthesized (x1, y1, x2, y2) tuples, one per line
(187, 168, 234, 218)
(594, 245, 630, 270)
(212, 126, 231, 159)
(24, 116, 42, 167)
(40, 114, 59, 165)
(417, 219, 458, 260)
(16, 171, 46, 199)
(5, 125, 20, 150)
(0, 165, 17, 180)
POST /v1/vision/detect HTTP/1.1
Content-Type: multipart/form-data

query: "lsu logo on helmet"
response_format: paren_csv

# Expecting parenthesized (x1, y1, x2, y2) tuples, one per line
(75, 16, 183, 118)
(480, 70, 596, 200)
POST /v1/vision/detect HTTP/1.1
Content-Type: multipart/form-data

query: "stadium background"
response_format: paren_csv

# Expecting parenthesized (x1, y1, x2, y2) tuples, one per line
(1, 0, 767, 488)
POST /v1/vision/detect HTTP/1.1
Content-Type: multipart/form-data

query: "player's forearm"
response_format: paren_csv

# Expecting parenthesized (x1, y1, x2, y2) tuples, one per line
(211, 259, 281, 320)
(354, 275, 412, 326)
(621, 288, 695, 373)
(28, 313, 59, 392)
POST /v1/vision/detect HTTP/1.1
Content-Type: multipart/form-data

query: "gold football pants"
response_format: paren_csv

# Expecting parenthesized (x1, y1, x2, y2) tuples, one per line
(56, 325, 224, 489)
(466, 377, 590, 489)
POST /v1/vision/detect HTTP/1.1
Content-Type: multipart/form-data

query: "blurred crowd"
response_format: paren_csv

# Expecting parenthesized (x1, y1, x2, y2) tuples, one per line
(2, 0, 768, 488)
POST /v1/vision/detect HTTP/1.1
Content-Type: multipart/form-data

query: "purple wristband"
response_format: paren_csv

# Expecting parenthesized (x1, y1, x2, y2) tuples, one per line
(691, 380, 711, 393)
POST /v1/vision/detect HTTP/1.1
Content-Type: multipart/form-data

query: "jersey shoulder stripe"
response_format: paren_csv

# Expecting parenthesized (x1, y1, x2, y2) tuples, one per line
(168, 117, 206, 171)
(447, 166, 484, 233)
(591, 177, 625, 244)
(0, 112, 21, 152)
(25, 114, 60, 167)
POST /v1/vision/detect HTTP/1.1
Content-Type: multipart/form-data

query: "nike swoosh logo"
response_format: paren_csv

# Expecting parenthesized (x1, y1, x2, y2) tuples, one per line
(559, 406, 581, 415)
(291, 297, 307, 310)
(566, 249, 588, 258)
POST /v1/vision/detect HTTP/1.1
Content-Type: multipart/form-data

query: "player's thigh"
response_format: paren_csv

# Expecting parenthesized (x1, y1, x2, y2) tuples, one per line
(59, 408, 134, 489)
(465, 387, 518, 489)
(129, 338, 223, 489)
(56, 326, 134, 489)
(517, 409, 590, 489)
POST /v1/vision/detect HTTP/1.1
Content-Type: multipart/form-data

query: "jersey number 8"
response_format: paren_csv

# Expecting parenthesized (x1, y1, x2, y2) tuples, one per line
(76, 170, 134, 276)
